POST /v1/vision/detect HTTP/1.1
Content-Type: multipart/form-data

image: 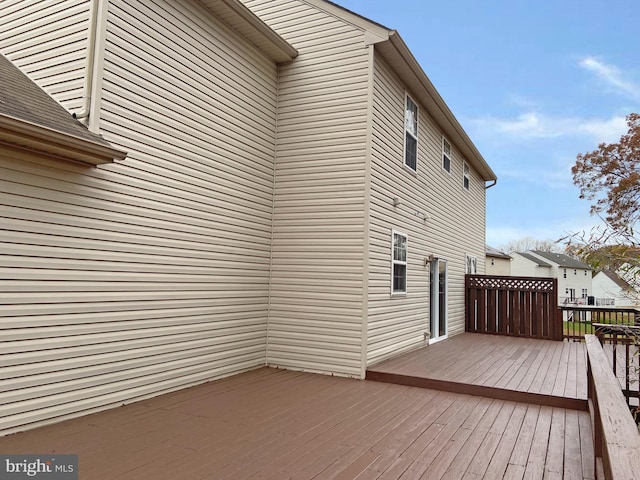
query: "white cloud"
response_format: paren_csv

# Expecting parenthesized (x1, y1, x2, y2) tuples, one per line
(498, 162, 572, 189)
(579, 56, 640, 100)
(469, 112, 627, 144)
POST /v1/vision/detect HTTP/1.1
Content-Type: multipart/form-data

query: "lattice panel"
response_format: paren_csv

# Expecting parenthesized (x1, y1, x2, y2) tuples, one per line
(467, 275, 555, 292)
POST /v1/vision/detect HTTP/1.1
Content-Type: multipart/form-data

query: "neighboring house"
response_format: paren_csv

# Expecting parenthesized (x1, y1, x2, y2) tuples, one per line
(485, 245, 511, 275)
(511, 251, 592, 305)
(0, 0, 496, 435)
(511, 252, 553, 278)
(592, 270, 639, 307)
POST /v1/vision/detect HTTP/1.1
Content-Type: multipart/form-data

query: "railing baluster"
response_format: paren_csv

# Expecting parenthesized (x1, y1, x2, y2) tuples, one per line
(626, 341, 630, 406)
(613, 334, 617, 378)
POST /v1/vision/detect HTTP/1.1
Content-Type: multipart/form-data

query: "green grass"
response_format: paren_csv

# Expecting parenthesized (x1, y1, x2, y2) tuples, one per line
(564, 321, 593, 336)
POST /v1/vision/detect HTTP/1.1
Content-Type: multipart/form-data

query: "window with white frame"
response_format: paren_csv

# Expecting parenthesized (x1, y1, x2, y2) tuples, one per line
(442, 137, 451, 173)
(582, 288, 588, 298)
(465, 254, 477, 274)
(463, 162, 470, 190)
(404, 96, 418, 172)
(392, 231, 407, 293)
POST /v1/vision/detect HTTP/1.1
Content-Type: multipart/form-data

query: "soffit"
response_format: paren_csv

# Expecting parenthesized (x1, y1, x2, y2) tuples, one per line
(200, 0, 297, 63)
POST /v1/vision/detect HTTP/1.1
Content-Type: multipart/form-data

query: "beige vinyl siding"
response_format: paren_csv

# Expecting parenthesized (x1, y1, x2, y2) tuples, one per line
(367, 55, 486, 366)
(0, 0, 278, 435)
(0, 0, 90, 112)
(243, 0, 368, 377)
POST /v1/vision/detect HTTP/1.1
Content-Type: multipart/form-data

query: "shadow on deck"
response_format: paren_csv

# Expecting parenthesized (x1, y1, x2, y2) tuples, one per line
(367, 333, 588, 411)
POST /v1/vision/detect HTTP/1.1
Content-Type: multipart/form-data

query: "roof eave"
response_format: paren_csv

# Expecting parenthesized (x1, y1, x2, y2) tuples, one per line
(376, 32, 496, 182)
(0, 115, 127, 166)
(487, 253, 512, 260)
(201, 0, 297, 64)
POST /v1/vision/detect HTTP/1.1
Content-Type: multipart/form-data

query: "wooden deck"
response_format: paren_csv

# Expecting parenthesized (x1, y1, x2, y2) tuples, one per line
(367, 333, 588, 411)
(0, 366, 594, 479)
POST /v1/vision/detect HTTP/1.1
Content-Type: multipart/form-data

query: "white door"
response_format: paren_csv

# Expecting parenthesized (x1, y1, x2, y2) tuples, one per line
(430, 259, 448, 343)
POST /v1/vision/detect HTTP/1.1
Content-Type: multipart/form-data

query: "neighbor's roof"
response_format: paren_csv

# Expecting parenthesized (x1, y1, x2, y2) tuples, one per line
(0, 54, 126, 164)
(600, 271, 634, 291)
(486, 246, 511, 259)
(531, 251, 593, 270)
(516, 252, 552, 267)
(307, 0, 497, 183)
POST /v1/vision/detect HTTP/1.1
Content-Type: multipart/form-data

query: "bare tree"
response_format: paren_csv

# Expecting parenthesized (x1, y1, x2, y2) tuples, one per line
(573, 113, 640, 231)
(564, 113, 640, 274)
(498, 236, 563, 254)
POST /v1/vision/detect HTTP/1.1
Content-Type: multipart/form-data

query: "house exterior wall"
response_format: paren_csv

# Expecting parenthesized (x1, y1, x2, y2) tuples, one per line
(0, 0, 91, 112)
(555, 266, 592, 304)
(242, 0, 368, 377)
(525, 253, 592, 305)
(486, 256, 511, 276)
(0, 0, 278, 435)
(366, 55, 486, 366)
(510, 254, 552, 278)
(592, 273, 635, 306)
(511, 253, 592, 305)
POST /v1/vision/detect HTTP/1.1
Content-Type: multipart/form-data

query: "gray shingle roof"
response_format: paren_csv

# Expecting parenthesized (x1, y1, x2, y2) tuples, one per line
(530, 251, 592, 270)
(602, 271, 634, 291)
(516, 252, 552, 267)
(0, 53, 112, 148)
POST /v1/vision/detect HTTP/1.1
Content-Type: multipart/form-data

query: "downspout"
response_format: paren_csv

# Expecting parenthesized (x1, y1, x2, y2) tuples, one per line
(485, 179, 497, 189)
(73, 0, 108, 134)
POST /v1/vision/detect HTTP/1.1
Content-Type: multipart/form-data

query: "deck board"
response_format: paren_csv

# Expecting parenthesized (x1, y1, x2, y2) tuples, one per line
(0, 367, 593, 479)
(367, 333, 588, 410)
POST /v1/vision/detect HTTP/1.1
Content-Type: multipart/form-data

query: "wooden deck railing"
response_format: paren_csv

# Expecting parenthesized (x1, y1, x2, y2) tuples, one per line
(560, 305, 640, 341)
(592, 323, 640, 410)
(585, 334, 640, 479)
(465, 275, 561, 340)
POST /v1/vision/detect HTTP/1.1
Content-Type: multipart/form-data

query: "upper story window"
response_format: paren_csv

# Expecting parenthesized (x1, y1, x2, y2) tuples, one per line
(466, 255, 477, 274)
(563, 269, 567, 278)
(392, 231, 408, 294)
(463, 162, 470, 190)
(404, 95, 418, 172)
(442, 137, 451, 173)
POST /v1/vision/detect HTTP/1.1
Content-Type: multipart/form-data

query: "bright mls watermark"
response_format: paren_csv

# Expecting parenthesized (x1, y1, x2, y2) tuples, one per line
(0, 455, 77, 479)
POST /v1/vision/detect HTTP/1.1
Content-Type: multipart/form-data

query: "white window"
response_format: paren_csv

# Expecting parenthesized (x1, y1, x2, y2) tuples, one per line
(582, 288, 588, 298)
(442, 137, 451, 173)
(463, 162, 470, 190)
(392, 231, 407, 294)
(563, 269, 567, 278)
(404, 95, 418, 172)
(466, 255, 477, 274)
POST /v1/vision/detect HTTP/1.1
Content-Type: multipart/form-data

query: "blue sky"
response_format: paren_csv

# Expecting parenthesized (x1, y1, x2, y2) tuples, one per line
(333, 0, 640, 249)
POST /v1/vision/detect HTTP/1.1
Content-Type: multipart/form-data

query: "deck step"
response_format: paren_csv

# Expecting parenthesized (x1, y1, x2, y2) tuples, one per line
(366, 370, 588, 411)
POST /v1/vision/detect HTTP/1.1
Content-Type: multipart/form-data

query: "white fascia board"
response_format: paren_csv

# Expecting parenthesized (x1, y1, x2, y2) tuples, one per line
(0, 115, 127, 166)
